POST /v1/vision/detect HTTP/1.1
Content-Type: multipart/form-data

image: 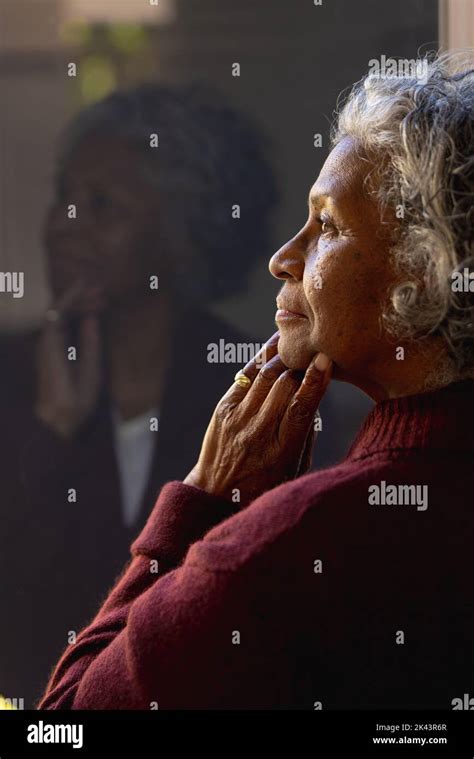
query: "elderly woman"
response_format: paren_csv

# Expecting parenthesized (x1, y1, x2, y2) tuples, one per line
(39, 53, 473, 710)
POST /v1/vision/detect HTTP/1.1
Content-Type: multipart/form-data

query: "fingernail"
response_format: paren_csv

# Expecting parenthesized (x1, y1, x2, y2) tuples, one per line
(314, 352, 330, 372)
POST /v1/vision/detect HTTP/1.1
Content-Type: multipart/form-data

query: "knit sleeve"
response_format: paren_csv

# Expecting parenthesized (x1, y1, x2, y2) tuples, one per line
(129, 480, 241, 574)
(37, 480, 304, 710)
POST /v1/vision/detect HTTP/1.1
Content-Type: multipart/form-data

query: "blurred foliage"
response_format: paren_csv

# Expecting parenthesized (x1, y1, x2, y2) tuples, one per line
(60, 23, 153, 108)
(80, 55, 117, 103)
(107, 24, 149, 54)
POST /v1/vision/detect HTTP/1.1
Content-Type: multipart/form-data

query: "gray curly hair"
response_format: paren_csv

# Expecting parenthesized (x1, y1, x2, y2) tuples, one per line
(332, 50, 474, 378)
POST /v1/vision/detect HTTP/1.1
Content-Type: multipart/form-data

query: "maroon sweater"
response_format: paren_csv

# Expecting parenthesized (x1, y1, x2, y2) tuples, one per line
(38, 380, 474, 710)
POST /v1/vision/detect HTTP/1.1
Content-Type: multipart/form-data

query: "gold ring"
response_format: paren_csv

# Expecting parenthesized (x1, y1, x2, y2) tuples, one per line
(234, 371, 252, 388)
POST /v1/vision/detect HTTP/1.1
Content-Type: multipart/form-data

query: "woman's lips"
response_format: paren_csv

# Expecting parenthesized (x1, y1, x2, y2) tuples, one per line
(275, 308, 308, 321)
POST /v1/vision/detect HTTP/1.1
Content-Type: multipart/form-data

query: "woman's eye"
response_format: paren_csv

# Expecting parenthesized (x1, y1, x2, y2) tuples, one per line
(318, 217, 334, 234)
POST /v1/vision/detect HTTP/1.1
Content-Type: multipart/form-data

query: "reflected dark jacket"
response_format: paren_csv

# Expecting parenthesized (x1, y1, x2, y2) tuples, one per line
(0, 309, 253, 708)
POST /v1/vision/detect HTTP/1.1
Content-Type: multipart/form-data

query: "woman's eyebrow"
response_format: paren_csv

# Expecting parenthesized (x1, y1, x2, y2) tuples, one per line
(307, 191, 332, 211)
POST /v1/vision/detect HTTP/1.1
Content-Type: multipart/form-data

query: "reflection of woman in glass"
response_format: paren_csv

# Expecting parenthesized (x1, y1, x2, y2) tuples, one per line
(41, 53, 474, 710)
(0, 83, 277, 708)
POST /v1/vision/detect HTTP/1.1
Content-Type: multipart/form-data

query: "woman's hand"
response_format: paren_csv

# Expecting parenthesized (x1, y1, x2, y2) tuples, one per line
(184, 332, 332, 505)
(35, 285, 103, 439)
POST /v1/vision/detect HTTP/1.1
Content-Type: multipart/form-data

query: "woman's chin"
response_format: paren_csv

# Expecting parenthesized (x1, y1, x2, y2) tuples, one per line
(277, 339, 317, 371)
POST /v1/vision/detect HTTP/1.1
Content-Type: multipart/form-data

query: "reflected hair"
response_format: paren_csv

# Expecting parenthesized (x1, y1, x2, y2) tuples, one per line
(56, 82, 278, 303)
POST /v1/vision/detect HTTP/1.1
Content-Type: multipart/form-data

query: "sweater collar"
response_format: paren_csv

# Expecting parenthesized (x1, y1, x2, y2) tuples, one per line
(345, 379, 474, 462)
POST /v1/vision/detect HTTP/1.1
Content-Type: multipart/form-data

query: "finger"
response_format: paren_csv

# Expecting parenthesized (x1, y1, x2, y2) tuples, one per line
(243, 354, 288, 411)
(38, 312, 69, 373)
(77, 317, 102, 404)
(42, 286, 82, 336)
(279, 352, 332, 445)
(228, 353, 288, 418)
(36, 323, 73, 400)
(257, 367, 302, 421)
(46, 283, 85, 320)
(41, 286, 82, 364)
(237, 331, 280, 383)
(222, 331, 280, 405)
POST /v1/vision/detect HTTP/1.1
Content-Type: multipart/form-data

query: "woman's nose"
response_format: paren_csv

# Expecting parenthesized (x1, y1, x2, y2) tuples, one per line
(268, 232, 306, 281)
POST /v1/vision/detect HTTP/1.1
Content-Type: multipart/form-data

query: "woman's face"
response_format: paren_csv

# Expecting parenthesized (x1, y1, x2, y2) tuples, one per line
(269, 136, 399, 396)
(44, 135, 169, 314)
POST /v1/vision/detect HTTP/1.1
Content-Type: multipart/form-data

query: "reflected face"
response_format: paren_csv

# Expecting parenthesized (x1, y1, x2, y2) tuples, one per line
(44, 135, 167, 314)
(269, 136, 398, 388)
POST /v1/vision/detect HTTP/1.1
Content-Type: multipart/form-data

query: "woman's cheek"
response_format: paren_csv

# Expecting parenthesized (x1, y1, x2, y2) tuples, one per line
(303, 248, 369, 363)
(304, 244, 352, 323)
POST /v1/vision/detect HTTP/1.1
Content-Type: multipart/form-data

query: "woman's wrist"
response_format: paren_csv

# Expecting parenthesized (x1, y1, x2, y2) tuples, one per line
(183, 466, 211, 493)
